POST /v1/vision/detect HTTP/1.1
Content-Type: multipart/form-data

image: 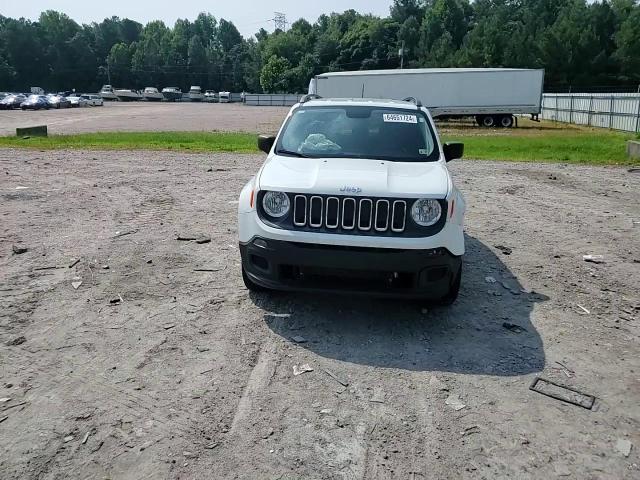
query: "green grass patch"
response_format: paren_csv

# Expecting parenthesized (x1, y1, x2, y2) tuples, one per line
(0, 125, 634, 165)
(0, 131, 259, 153)
(442, 127, 635, 165)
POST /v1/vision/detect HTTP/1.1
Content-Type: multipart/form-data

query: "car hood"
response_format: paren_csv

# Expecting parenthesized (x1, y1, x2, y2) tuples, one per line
(258, 155, 450, 198)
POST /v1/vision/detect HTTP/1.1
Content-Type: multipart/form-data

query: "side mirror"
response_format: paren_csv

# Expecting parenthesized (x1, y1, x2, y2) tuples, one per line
(258, 134, 276, 154)
(443, 142, 464, 162)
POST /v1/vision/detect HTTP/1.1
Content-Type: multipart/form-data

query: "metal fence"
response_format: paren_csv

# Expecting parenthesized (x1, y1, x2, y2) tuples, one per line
(244, 93, 303, 107)
(541, 93, 640, 133)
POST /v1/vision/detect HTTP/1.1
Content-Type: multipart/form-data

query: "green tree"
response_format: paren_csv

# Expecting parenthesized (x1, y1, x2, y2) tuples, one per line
(614, 4, 640, 81)
(107, 42, 134, 86)
(188, 35, 206, 67)
(260, 55, 291, 92)
(0, 18, 47, 90)
(398, 16, 421, 64)
(0, 3, 638, 93)
(390, 0, 427, 23)
(218, 19, 242, 52)
(419, 0, 471, 64)
(539, 0, 599, 86)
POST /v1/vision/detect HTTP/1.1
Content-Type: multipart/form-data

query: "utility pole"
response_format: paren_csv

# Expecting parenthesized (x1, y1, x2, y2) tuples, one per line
(399, 40, 405, 69)
(273, 12, 287, 31)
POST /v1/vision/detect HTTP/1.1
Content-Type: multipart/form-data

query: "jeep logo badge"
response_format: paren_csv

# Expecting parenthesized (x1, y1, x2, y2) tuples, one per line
(340, 186, 362, 194)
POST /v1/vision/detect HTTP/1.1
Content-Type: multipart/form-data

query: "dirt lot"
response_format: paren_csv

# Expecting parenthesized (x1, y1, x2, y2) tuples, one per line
(0, 103, 290, 136)
(1, 148, 639, 479)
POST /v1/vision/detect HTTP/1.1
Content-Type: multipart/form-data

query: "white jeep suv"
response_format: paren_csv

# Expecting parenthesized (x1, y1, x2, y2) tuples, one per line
(238, 96, 466, 304)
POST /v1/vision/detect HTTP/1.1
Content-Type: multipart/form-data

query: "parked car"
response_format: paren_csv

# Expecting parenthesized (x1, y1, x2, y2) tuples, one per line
(68, 95, 88, 108)
(0, 94, 27, 110)
(21, 95, 50, 110)
(46, 94, 71, 109)
(238, 95, 466, 304)
(81, 94, 103, 106)
(204, 90, 218, 102)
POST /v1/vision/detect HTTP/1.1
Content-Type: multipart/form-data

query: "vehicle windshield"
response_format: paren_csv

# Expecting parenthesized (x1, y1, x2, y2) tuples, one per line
(276, 106, 439, 162)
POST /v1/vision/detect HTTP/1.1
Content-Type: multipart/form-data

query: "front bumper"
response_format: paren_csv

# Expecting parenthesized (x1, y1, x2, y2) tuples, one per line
(240, 237, 461, 299)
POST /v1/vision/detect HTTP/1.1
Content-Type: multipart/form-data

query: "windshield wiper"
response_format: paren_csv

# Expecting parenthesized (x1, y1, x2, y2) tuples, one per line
(276, 149, 310, 158)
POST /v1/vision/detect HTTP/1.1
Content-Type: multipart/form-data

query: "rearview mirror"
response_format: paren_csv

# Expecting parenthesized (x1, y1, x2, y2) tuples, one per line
(258, 134, 276, 154)
(443, 142, 464, 162)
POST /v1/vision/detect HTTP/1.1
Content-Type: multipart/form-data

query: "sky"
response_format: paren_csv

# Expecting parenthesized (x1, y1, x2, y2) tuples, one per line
(0, 0, 394, 37)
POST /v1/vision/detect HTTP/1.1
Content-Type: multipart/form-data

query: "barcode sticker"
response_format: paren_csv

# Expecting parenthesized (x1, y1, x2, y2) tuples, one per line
(383, 113, 417, 123)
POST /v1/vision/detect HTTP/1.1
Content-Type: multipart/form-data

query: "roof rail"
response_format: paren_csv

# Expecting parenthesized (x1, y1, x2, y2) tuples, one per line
(402, 96, 422, 107)
(299, 94, 322, 103)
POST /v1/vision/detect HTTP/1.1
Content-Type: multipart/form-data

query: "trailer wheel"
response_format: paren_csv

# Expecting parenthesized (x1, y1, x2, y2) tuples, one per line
(499, 115, 514, 128)
(480, 115, 496, 128)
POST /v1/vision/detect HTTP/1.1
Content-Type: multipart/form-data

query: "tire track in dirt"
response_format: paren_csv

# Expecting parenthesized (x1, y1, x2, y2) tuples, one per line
(230, 342, 279, 434)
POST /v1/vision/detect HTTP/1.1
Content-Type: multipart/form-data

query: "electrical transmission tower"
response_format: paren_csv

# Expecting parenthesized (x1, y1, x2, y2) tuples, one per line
(273, 12, 288, 31)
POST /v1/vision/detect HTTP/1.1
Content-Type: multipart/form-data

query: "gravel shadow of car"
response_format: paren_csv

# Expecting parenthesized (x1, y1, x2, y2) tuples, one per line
(251, 234, 547, 376)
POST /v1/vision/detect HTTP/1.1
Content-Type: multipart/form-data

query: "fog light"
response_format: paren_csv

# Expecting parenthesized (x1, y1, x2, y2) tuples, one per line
(253, 238, 268, 248)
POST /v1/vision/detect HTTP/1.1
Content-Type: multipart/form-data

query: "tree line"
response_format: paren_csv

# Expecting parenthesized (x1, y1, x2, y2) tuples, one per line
(0, 0, 639, 95)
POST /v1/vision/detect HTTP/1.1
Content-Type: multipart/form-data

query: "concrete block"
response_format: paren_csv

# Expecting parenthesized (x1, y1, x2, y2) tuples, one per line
(628, 140, 640, 159)
(16, 125, 47, 137)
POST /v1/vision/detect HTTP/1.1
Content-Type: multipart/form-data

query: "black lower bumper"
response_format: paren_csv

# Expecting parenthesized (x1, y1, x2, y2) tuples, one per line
(240, 237, 462, 299)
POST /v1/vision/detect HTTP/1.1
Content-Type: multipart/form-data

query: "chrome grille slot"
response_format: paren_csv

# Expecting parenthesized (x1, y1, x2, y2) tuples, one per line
(391, 201, 407, 232)
(342, 198, 356, 230)
(325, 197, 340, 229)
(358, 199, 373, 231)
(309, 196, 323, 227)
(374, 200, 390, 231)
(293, 195, 307, 226)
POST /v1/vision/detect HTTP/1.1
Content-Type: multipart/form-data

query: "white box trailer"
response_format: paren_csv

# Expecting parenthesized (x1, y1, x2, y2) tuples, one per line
(309, 68, 545, 127)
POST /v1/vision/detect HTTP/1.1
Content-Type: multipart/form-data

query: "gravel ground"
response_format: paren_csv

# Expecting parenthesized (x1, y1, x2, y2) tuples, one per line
(1, 149, 639, 479)
(0, 103, 290, 136)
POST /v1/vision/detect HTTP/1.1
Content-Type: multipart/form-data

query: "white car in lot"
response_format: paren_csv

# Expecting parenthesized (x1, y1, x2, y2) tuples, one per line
(68, 95, 88, 107)
(81, 94, 103, 106)
(238, 96, 466, 304)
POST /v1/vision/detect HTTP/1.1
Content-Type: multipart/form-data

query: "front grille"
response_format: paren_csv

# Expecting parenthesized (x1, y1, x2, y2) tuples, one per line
(293, 195, 407, 233)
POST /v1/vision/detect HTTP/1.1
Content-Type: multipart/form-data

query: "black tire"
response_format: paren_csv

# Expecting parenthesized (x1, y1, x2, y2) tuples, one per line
(499, 115, 514, 128)
(481, 115, 496, 128)
(242, 267, 268, 292)
(439, 263, 462, 306)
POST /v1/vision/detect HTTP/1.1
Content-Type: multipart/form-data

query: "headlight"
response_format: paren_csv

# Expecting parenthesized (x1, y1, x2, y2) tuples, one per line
(262, 191, 290, 218)
(411, 199, 442, 226)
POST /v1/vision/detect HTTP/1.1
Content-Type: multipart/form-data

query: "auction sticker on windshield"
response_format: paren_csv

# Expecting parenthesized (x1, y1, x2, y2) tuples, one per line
(383, 113, 417, 123)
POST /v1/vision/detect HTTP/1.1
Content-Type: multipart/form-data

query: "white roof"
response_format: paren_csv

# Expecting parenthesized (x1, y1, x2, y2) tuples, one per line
(317, 67, 543, 77)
